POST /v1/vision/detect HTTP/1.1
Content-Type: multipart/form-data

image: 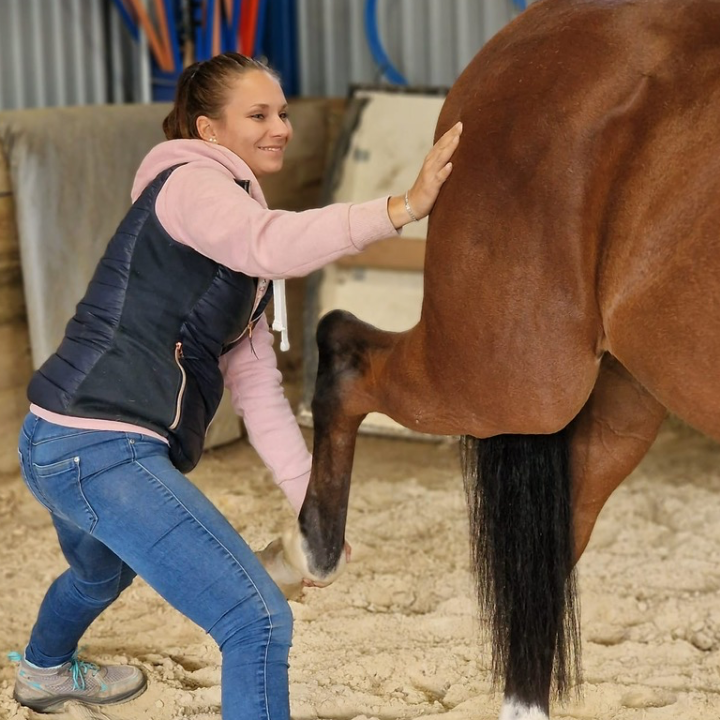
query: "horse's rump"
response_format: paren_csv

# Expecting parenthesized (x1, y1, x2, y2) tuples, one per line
(417, 0, 720, 437)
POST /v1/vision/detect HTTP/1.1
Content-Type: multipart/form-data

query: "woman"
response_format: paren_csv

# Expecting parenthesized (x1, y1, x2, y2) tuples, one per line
(12, 52, 461, 718)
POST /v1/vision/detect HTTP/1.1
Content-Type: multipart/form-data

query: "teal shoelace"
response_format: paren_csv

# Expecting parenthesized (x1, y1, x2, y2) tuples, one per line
(69, 653, 99, 691)
(7, 650, 98, 690)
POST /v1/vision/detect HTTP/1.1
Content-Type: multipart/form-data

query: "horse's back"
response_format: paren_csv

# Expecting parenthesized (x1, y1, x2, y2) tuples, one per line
(417, 0, 720, 434)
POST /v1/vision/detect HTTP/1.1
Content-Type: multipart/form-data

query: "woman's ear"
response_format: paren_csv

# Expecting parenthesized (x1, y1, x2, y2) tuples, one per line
(196, 115, 216, 142)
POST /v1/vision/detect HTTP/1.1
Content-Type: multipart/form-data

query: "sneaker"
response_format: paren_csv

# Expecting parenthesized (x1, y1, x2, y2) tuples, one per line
(10, 651, 147, 713)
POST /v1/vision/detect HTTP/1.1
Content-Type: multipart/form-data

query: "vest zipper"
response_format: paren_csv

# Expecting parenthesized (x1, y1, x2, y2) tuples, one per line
(225, 321, 257, 357)
(169, 342, 186, 431)
(247, 321, 258, 357)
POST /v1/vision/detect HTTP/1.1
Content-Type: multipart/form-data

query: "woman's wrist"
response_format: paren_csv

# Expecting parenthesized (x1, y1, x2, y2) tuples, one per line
(388, 194, 416, 229)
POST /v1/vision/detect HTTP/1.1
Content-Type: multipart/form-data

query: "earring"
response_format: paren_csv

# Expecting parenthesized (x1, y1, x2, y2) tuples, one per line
(209, 137, 217, 143)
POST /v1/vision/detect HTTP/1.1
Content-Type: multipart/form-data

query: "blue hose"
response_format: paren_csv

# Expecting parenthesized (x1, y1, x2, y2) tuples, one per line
(364, 0, 408, 85)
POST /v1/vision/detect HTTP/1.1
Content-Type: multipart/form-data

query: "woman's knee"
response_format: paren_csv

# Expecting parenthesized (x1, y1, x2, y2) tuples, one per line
(69, 564, 136, 606)
(260, 597, 293, 646)
(215, 589, 293, 651)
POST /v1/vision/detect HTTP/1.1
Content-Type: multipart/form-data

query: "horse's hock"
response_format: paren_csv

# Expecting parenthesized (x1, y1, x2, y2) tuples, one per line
(0, 98, 346, 480)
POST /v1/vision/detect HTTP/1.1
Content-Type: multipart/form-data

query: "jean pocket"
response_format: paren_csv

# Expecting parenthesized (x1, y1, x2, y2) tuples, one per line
(18, 448, 52, 513)
(29, 456, 98, 532)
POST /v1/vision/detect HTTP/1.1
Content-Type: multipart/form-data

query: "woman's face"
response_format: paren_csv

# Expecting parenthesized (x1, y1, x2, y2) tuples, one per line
(205, 70, 293, 177)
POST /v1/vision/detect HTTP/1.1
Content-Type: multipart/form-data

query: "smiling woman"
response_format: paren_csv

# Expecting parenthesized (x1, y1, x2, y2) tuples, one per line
(11, 50, 462, 720)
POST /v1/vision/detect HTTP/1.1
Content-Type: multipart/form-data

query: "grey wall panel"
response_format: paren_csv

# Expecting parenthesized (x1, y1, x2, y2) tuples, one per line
(0, 0, 532, 109)
(297, 0, 533, 97)
(0, 0, 143, 111)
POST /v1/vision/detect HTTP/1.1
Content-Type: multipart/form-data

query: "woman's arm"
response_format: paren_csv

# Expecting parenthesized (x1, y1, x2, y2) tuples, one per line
(158, 165, 397, 278)
(219, 315, 310, 514)
(155, 122, 462, 278)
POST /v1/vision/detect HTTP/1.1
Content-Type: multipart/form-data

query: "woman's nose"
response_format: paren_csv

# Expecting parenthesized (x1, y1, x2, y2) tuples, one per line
(271, 116, 290, 137)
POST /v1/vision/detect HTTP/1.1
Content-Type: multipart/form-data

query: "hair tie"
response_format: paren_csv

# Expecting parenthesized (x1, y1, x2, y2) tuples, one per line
(188, 63, 202, 84)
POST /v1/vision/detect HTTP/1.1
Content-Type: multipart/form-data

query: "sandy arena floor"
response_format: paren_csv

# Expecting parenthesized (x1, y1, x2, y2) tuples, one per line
(0, 420, 719, 720)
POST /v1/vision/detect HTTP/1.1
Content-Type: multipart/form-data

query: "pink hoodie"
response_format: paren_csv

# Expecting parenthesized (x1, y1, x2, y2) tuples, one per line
(32, 140, 399, 514)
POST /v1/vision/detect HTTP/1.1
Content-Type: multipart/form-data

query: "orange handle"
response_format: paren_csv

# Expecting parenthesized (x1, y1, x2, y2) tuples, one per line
(124, 0, 174, 72)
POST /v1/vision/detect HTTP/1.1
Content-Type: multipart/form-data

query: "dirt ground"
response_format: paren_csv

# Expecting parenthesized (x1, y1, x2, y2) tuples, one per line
(1, 419, 719, 720)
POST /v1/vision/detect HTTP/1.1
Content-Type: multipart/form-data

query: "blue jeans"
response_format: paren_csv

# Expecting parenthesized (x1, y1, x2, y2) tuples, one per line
(17, 413, 292, 720)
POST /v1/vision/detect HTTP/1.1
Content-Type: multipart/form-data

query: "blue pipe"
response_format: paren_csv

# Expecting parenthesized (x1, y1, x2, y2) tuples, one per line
(254, 0, 269, 57)
(191, 0, 205, 61)
(203, 0, 216, 60)
(110, 0, 139, 41)
(281, 0, 298, 94)
(262, 0, 299, 95)
(364, 0, 408, 85)
(225, 0, 242, 52)
(164, 0, 182, 71)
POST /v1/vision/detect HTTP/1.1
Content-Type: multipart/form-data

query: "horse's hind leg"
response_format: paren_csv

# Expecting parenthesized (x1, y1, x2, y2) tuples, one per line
(569, 355, 667, 561)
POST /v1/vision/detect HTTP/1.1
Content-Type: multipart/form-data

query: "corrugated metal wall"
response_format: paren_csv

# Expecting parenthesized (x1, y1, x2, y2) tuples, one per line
(0, 0, 148, 111)
(296, 0, 531, 97)
(0, 0, 529, 110)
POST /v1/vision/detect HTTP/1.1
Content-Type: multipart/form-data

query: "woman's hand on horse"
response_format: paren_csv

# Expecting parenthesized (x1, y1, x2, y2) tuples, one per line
(388, 121, 462, 229)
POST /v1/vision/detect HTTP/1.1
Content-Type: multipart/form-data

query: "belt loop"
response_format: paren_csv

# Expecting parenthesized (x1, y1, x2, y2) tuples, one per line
(127, 434, 137, 460)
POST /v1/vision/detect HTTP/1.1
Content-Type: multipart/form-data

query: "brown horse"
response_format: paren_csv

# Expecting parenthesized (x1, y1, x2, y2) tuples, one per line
(275, 0, 720, 717)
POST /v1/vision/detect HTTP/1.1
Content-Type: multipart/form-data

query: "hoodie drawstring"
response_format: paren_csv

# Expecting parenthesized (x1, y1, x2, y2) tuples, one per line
(272, 279, 290, 352)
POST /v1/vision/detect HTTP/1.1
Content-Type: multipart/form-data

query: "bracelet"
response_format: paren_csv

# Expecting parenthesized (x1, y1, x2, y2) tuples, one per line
(404, 191, 419, 223)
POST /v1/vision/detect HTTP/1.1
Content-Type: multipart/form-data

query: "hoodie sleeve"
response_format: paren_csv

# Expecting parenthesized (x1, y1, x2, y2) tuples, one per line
(218, 314, 310, 515)
(155, 160, 399, 278)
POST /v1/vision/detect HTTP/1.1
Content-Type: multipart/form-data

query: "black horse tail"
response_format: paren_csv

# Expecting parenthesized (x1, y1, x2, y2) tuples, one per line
(461, 429, 581, 705)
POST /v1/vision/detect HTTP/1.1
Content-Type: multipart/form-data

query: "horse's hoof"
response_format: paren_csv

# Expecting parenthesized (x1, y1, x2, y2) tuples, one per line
(281, 524, 347, 587)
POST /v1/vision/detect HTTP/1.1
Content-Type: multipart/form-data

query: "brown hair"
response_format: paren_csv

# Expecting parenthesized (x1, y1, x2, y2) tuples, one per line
(162, 52, 280, 140)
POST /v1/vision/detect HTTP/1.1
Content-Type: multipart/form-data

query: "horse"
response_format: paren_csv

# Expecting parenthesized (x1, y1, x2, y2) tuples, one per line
(272, 0, 720, 717)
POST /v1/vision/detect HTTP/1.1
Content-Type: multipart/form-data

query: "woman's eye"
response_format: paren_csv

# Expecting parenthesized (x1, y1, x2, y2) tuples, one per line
(280, 112, 289, 120)
(251, 113, 265, 120)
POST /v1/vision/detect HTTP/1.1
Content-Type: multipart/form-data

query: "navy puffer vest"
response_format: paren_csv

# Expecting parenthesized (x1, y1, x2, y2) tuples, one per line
(28, 165, 272, 472)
